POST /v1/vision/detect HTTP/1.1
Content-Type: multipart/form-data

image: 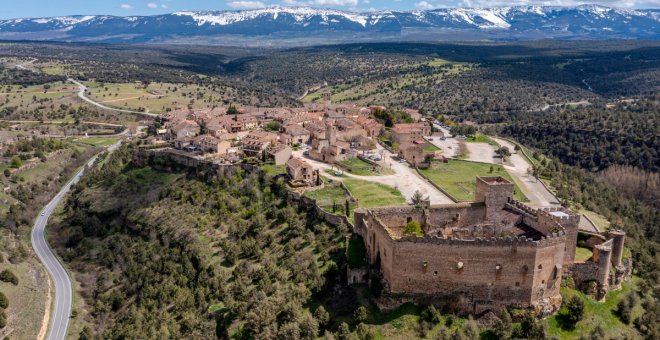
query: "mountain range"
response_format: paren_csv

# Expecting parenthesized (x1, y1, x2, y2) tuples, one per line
(0, 5, 657, 45)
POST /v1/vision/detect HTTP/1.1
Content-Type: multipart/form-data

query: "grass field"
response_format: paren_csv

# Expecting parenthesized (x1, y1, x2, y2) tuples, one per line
(575, 247, 593, 261)
(84, 81, 240, 113)
(419, 159, 527, 202)
(74, 137, 118, 146)
(547, 278, 643, 339)
(342, 178, 406, 208)
(466, 132, 498, 146)
(339, 157, 391, 176)
(305, 177, 406, 217)
(0, 229, 50, 340)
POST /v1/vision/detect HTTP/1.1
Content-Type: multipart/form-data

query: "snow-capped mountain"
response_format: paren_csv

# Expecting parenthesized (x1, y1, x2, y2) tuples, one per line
(0, 5, 657, 44)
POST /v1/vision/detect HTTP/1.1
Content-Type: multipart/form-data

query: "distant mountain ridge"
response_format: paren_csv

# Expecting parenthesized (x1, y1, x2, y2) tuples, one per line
(0, 5, 657, 44)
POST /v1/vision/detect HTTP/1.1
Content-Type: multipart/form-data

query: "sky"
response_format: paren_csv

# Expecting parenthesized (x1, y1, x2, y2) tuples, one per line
(1, 0, 659, 19)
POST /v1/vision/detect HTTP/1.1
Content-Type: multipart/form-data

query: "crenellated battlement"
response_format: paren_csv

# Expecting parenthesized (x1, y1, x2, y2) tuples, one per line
(506, 201, 538, 217)
(396, 230, 566, 247)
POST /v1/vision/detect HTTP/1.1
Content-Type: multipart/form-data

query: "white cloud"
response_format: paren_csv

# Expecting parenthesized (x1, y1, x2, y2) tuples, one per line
(415, 1, 437, 10)
(281, 0, 360, 6)
(161, 4, 169, 8)
(147, 3, 158, 9)
(311, 0, 359, 6)
(120, 4, 133, 10)
(227, 1, 267, 9)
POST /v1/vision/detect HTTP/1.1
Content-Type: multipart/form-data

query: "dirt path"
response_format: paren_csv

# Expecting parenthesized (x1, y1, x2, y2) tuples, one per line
(37, 277, 52, 340)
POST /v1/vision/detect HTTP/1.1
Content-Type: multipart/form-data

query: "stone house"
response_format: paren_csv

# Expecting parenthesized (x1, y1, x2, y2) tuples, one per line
(356, 116, 383, 138)
(241, 131, 279, 157)
(170, 120, 200, 140)
(286, 157, 316, 184)
(191, 135, 231, 155)
(398, 142, 435, 167)
(266, 144, 292, 165)
(282, 124, 311, 145)
(392, 123, 432, 144)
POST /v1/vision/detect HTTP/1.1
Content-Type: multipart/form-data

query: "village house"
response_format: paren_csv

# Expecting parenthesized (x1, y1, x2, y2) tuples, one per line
(356, 116, 383, 138)
(392, 122, 432, 144)
(286, 157, 316, 184)
(282, 124, 311, 145)
(266, 144, 293, 165)
(241, 131, 279, 157)
(309, 122, 353, 163)
(170, 120, 200, 140)
(398, 142, 434, 167)
(191, 135, 232, 155)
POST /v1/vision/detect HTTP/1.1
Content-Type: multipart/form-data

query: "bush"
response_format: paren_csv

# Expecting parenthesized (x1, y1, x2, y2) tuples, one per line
(493, 308, 512, 339)
(0, 292, 7, 309)
(0, 269, 18, 285)
(566, 296, 585, 324)
(403, 220, 423, 237)
(0, 309, 6, 329)
(421, 305, 442, 325)
(354, 306, 368, 323)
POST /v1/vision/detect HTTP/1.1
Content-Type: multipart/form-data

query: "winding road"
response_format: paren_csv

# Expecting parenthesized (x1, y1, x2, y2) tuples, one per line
(31, 142, 121, 340)
(68, 78, 158, 118)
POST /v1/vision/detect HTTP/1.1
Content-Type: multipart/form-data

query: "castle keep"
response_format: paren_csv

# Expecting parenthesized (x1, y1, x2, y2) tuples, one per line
(353, 177, 627, 314)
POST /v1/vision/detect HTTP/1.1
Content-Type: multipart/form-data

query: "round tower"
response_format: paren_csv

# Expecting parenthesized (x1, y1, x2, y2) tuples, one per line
(608, 230, 626, 268)
(594, 243, 613, 289)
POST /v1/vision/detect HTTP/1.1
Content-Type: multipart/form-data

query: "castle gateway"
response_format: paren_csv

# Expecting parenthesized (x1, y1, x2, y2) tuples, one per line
(353, 177, 626, 314)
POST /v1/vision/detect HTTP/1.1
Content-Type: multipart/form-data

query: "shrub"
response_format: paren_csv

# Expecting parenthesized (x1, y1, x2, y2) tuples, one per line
(421, 305, 442, 325)
(0, 292, 7, 309)
(566, 296, 585, 324)
(0, 269, 18, 285)
(0, 309, 5, 329)
(314, 306, 330, 327)
(354, 306, 368, 323)
(403, 220, 423, 237)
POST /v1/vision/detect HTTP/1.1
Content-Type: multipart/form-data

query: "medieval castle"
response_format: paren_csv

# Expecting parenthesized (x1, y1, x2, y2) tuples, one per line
(353, 177, 630, 315)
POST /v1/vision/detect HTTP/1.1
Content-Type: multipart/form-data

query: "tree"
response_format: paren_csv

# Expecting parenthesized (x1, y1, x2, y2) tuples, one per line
(0, 309, 5, 329)
(411, 190, 428, 207)
(421, 305, 441, 325)
(314, 306, 330, 327)
(461, 316, 480, 339)
(227, 104, 240, 115)
(345, 200, 350, 217)
(0, 292, 7, 309)
(496, 146, 511, 161)
(566, 296, 585, 324)
(519, 313, 546, 340)
(10, 156, 22, 169)
(299, 314, 319, 340)
(493, 308, 512, 339)
(265, 121, 281, 132)
(337, 322, 351, 340)
(0, 269, 18, 285)
(403, 220, 423, 237)
(354, 306, 368, 323)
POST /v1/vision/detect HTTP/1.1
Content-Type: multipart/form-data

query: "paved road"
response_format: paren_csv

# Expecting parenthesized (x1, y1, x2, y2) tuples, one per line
(492, 138, 561, 208)
(68, 78, 158, 118)
(31, 142, 121, 340)
(292, 145, 454, 205)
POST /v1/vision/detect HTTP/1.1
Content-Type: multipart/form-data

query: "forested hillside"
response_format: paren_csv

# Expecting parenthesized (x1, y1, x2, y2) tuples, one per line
(49, 145, 345, 338)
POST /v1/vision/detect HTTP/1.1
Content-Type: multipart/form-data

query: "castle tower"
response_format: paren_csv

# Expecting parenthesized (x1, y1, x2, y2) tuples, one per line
(608, 230, 626, 268)
(536, 207, 580, 265)
(475, 177, 514, 221)
(594, 242, 613, 290)
(326, 122, 337, 145)
(322, 91, 331, 105)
